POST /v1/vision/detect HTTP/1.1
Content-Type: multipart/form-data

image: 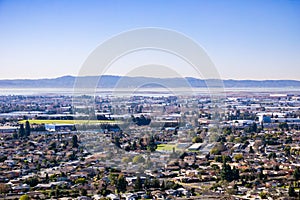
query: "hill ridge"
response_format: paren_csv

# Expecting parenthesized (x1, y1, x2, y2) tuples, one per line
(0, 75, 299, 88)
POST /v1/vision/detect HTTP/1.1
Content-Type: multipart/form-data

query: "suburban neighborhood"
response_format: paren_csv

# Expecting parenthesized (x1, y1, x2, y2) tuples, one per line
(0, 91, 299, 200)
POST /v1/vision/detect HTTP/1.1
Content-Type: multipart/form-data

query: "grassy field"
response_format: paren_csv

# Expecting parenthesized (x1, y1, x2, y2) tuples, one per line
(156, 144, 177, 151)
(19, 119, 121, 125)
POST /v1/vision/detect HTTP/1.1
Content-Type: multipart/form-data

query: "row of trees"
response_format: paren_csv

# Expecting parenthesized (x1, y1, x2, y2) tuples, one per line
(108, 173, 177, 194)
(13, 121, 31, 139)
(132, 115, 151, 126)
(114, 134, 157, 152)
(220, 160, 240, 182)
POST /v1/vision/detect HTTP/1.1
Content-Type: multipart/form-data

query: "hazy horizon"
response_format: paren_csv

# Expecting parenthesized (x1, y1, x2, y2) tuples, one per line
(0, 74, 300, 82)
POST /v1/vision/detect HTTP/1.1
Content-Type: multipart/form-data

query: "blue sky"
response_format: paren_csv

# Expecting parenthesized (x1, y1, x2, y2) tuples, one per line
(0, 0, 299, 80)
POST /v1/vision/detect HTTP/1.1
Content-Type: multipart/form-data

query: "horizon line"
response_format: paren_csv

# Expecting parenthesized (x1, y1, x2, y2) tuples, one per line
(0, 74, 299, 82)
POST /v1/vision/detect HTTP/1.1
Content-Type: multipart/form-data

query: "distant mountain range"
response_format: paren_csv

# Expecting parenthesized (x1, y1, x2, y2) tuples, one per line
(0, 75, 299, 88)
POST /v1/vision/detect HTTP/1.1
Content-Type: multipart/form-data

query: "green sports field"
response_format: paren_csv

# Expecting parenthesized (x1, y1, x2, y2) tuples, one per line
(19, 119, 121, 125)
(156, 144, 177, 151)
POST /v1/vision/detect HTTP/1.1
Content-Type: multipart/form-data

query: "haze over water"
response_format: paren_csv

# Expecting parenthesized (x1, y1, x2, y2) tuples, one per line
(0, 87, 299, 96)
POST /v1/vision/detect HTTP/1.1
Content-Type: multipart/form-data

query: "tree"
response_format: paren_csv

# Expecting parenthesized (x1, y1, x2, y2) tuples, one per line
(217, 135, 227, 143)
(261, 121, 264, 131)
(279, 122, 289, 131)
(132, 115, 151, 126)
(210, 147, 221, 155)
(134, 176, 143, 191)
(234, 154, 243, 162)
(220, 160, 239, 182)
(138, 138, 146, 150)
(223, 127, 232, 135)
(232, 166, 239, 181)
(55, 186, 60, 198)
(268, 152, 276, 160)
(288, 185, 297, 197)
(161, 180, 165, 189)
(133, 155, 145, 164)
(293, 167, 300, 180)
(72, 135, 79, 148)
(144, 177, 151, 189)
(192, 136, 203, 143)
(25, 121, 31, 137)
(25, 177, 39, 187)
(151, 178, 160, 188)
(249, 146, 255, 154)
(147, 136, 156, 152)
(108, 172, 117, 186)
(122, 157, 131, 163)
(132, 141, 137, 150)
(114, 137, 121, 148)
(244, 122, 258, 133)
(258, 170, 265, 180)
(13, 130, 18, 139)
(80, 188, 87, 196)
(116, 174, 127, 193)
(75, 177, 87, 185)
(18, 124, 25, 138)
(286, 136, 293, 144)
(20, 194, 30, 200)
(215, 155, 231, 163)
(221, 161, 233, 182)
(251, 122, 258, 133)
(45, 173, 49, 183)
(211, 164, 220, 171)
(259, 191, 267, 199)
(210, 143, 225, 155)
(284, 145, 291, 156)
(49, 141, 57, 151)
